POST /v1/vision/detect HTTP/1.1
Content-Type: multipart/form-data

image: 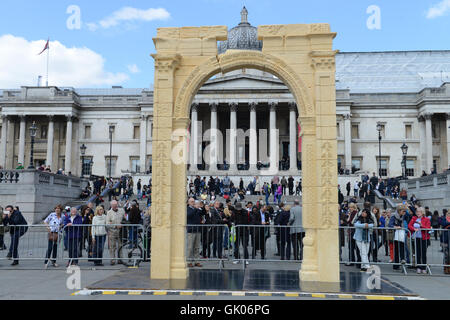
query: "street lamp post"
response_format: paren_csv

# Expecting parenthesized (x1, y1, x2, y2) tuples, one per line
(80, 144, 87, 178)
(28, 122, 37, 169)
(109, 126, 114, 180)
(376, 123, 382, 178)
(401, 143, 409, 180)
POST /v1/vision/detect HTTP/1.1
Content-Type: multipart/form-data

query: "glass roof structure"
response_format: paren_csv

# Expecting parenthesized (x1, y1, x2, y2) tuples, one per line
(336, 51, 450, 93)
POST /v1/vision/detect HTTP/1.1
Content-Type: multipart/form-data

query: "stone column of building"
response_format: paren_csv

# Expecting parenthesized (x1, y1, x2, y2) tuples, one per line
(249, 102, 258, 171)
(344, 113, 352, 172)
(418, 116, 426, 173)
(424, 113, 433, 173)
(209, 102, 218, 170)
(269, 102, 278, 170)
(229, 102, 238, 171)
(289, 102, 297, 171)
(18, 115, 26, 166)
(140, 115, 148, 173)
(65, 116, 73, 174)
(46, 116, 55, 169)
(0, 115, 8, 168)
(190, 103, 199, 169)
(447, 113, 450, 170)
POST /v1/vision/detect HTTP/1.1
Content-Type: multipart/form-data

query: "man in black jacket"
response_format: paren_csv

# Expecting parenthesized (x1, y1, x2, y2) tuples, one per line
(232, 202, 250, 264)
(210, 201, 225, 259)
(3, 205, 28, 265)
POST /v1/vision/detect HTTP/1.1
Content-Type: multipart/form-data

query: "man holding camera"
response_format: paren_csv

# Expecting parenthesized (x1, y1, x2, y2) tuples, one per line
(3, 205, 28, 265)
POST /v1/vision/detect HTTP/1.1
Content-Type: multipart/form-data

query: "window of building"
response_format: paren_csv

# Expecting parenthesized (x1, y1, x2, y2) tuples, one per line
(130, 157, 140, 173)
(133, 125, 140, 140)
(433, 158, 440, 173)
(378, 158, 388, 177)
(41, 125, 47, 139)
(405, 124, 412, 139)
(351, 124, 359, 139)
(352, 158, 362, 174)
(336, 122, 341, 138)
(147, 156, 152, 174)
(84, 125, 91, 140)
(105, 156, 117, 177)
(81, 157, 93, 176)
(406, 159, 415, 177)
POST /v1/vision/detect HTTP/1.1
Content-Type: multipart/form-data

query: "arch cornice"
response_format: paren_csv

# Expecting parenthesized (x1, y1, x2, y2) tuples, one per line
(174, 50, 314, 119)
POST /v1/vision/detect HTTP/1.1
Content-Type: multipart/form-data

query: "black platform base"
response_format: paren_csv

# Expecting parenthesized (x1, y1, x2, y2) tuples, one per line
(86, 267, 417, 297)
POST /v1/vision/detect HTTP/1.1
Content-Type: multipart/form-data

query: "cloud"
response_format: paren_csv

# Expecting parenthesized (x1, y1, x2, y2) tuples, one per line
(0, 35, 129, 88)
(127, 64, 140, 74)
(426, 0, 450, 19)
(88, 7, 170, 30)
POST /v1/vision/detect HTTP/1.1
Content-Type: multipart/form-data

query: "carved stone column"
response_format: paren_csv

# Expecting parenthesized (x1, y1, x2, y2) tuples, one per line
(150, 53, 185, 280)
(299, 51, 339, 287)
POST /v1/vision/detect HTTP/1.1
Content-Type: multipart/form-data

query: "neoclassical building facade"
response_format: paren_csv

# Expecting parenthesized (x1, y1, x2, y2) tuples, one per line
(1, 10, 450, 179)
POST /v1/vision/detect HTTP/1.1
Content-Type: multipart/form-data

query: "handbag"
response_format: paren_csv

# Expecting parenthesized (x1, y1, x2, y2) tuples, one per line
(48, 232, 58, 242)
(394, 229, 406, 242)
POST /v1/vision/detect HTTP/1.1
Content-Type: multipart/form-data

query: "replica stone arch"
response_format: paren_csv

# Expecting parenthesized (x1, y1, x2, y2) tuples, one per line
(151, 24, 340, 285)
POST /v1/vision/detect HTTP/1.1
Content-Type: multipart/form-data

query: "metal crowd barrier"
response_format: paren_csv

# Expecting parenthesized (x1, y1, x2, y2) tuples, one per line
(339, 226, 450, 275)
(186, 224, 304, 268)
(408, 227, 450, 275)
(0, 224, 150, 268)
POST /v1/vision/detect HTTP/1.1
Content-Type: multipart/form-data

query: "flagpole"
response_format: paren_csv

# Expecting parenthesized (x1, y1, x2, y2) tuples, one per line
(46, 39, 49, 86)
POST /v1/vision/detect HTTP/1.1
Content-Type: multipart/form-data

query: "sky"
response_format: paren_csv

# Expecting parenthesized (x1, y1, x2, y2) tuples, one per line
(0, 0, 450, 89)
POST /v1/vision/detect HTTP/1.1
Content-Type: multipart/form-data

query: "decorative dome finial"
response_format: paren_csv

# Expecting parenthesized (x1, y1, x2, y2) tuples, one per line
(240, 6, 248, 24)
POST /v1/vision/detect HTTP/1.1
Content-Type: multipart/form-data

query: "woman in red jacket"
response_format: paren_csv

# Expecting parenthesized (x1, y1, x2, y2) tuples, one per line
(408, 207, 431, 274)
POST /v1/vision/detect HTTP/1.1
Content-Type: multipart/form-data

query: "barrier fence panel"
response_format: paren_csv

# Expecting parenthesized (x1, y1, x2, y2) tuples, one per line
(409, 228, 450, 275)
(339, 226, 450, 275)
(0, 224, 148, 268)
(185, 224, 304, 267)
(339, 226, 414, 274)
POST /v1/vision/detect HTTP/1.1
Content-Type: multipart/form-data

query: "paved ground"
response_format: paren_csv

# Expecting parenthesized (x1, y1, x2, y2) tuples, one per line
(1, 258, 449, 300)
(1, 227, 449, 300)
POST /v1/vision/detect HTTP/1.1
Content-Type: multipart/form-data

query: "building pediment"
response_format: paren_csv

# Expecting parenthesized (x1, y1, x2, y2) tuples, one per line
(200, 74, 287, 92)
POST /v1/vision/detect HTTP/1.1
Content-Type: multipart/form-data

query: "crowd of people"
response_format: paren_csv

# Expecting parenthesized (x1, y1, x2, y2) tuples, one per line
(0, 200, 151, 267)
(1, 170, 450, 275)
(339, 199, 450, 274)
(186, 197, 305, 267)
(188, 175, 302, 206)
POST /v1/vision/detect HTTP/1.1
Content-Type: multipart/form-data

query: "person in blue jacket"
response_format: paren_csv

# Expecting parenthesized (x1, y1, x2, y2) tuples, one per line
(353, 209, 374, 271)
(64, 207, 83, 267)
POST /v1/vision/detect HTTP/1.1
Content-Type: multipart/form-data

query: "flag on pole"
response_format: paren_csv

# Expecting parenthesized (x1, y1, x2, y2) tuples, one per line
(38, 39, 50, 55)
